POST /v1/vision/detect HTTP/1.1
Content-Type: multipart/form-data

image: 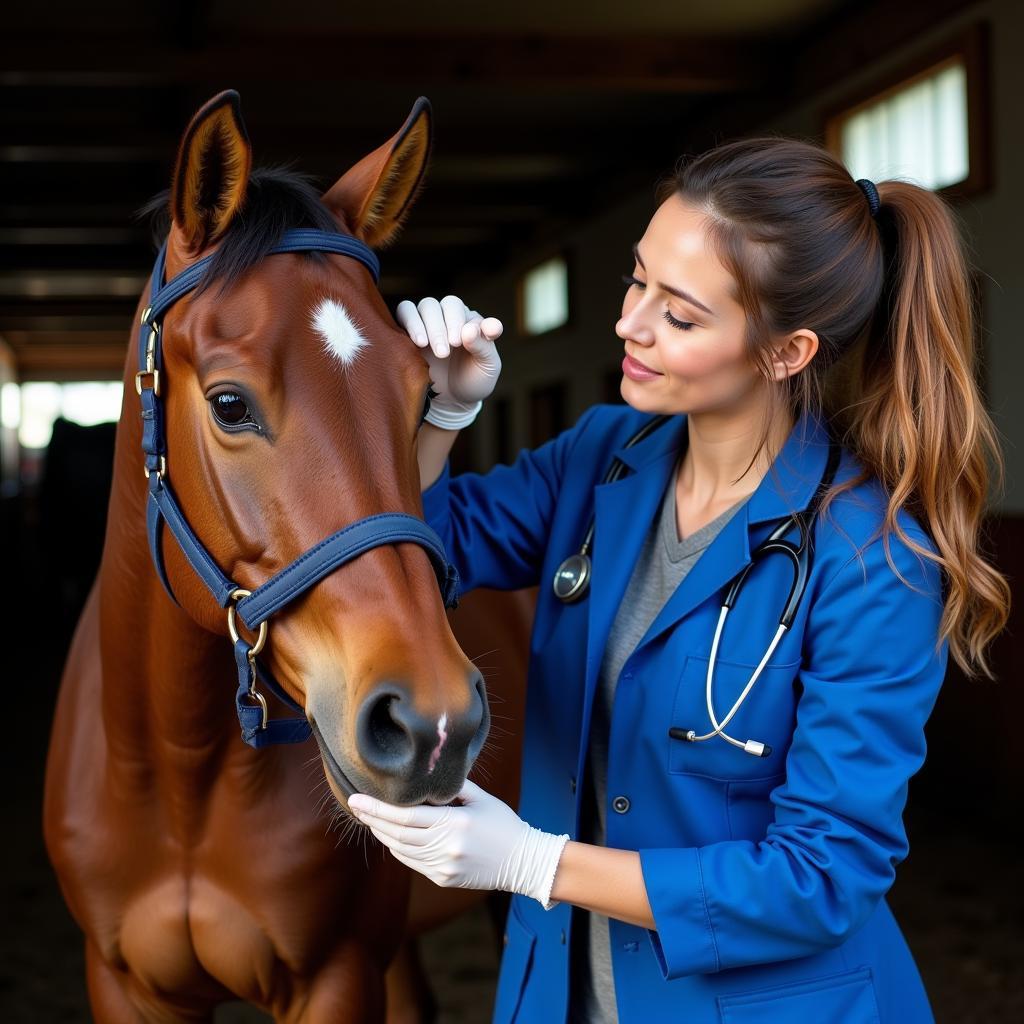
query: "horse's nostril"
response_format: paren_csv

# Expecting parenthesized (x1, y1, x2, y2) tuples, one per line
(357, 689, 414, 775)
(354, 675, 491, 791)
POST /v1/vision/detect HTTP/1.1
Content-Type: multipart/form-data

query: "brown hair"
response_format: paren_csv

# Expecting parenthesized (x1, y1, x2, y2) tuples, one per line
(661, 135, 1009, 680)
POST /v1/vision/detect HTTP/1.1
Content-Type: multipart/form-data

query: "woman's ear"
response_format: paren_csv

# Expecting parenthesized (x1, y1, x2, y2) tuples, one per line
(771, 328, 820, 381)
(321, 97, 432, 249)
(169, 90, 252, 255)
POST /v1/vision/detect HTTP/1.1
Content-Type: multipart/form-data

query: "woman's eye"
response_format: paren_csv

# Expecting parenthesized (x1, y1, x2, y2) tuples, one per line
(662, 309, 696, 332)
(622, 274, 646, 290)
(210, 391, 257, 430)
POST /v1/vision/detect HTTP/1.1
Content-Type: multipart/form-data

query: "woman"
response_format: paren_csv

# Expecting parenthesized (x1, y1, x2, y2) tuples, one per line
(347, 137, 1010, 1023)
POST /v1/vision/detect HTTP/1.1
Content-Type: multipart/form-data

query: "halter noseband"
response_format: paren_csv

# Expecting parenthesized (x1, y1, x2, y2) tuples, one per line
(137, 229, 460, 748)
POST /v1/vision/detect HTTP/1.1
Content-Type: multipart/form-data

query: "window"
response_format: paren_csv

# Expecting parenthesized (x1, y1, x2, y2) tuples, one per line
(13, 381, 123, 450)
(824, 24, 990, 198)
(519, 255, 570, 336)
(837, 61, 967, 190)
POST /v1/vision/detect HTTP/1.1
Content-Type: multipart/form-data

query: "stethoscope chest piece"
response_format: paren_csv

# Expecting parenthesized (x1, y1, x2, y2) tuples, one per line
(553, 553, 592, 603)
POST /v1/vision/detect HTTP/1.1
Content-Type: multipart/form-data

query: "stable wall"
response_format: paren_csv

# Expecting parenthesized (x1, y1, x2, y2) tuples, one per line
(452, 0, 1023, 513)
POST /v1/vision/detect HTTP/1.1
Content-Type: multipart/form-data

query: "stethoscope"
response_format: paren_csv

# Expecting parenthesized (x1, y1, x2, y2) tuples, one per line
(553, 415, 841, 759)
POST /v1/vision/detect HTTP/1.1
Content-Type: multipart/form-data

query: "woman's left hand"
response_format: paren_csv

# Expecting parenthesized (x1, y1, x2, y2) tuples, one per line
(348, 780, 569, 907)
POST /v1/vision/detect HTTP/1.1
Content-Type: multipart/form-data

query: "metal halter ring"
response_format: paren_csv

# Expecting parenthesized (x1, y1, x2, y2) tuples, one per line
(228, 588, 269, 730)
(227, 588, 268, 660)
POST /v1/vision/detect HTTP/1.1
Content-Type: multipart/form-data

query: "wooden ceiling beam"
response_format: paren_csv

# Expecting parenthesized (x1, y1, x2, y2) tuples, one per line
(0, 31, 772, 93)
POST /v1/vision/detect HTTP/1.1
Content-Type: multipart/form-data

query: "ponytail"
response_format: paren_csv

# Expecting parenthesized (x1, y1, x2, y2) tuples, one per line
(829, 181, 1010, 680)
(668, 136, 1010, 680)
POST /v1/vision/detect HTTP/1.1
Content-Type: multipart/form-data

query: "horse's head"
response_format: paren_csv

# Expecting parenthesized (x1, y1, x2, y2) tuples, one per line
(147, 91, 487, 807)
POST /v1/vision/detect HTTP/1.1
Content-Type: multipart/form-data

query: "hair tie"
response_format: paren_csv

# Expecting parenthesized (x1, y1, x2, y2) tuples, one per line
(855, 178, 880, 218)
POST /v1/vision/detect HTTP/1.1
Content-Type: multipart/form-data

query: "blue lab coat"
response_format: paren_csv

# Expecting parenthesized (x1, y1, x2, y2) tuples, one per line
(422, 403, 947, 1023)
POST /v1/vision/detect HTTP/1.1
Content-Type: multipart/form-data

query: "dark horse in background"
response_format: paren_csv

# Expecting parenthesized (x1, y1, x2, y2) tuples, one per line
(44, 91, 530, 1023)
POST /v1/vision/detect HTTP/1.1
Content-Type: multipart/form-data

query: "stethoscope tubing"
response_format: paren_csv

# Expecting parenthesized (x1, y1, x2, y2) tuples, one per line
(554, 413, 841, 759)
(680, 607, 788, 756)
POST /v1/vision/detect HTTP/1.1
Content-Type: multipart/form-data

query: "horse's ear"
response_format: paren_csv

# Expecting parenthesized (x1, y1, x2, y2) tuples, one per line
(169, 90, 252, 254)
(322, 97, 433, 249)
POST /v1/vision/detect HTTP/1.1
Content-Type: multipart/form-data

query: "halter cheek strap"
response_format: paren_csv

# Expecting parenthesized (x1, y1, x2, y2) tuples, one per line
(137, 229, 459, 749)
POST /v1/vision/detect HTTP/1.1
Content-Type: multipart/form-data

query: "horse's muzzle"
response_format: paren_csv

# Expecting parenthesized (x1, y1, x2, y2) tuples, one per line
(353, 672, 489, 804)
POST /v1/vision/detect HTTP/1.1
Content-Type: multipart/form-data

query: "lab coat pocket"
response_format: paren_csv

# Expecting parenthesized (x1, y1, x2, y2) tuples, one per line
(668, 654, 800, 781)
(716, 966, 880, 1023)
(493, 900, 537, 1024)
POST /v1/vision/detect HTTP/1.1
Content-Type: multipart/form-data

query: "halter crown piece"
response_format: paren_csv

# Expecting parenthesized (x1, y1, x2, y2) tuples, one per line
(136, 229, 461, 748)
(855, 178, 881, 218)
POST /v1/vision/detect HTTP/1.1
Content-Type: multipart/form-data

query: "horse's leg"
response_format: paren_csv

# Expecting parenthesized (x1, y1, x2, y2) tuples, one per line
(282, 953, 386, 1024)
(384, 939, 437, 1024)
(86, 942, 215, 1024)
(85, 942, 142, 1024)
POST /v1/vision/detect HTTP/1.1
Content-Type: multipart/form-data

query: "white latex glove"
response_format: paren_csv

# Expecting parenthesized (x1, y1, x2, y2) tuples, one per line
(348, 779, 569, 910)
(395, 295, 503, 430)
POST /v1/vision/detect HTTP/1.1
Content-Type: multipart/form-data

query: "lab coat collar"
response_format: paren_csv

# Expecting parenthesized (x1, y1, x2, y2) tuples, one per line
(746, 407, 833, 526)
(610, 405, 833, 527)
(612, 412, 687, 472)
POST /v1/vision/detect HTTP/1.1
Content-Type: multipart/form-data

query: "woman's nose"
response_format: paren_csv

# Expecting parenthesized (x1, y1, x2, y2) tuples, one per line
(615, 310, 656, 346)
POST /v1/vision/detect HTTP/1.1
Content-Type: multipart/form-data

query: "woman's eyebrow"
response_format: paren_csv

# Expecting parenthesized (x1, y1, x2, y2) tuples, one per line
(632, 243, 717, 318)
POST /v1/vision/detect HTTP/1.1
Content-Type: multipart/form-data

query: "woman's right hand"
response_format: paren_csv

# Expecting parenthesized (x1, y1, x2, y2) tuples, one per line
(395, 296, 503, 430)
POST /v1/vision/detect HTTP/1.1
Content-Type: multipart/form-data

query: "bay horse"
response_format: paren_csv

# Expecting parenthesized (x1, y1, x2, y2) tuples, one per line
(44, 91, 529, 1023)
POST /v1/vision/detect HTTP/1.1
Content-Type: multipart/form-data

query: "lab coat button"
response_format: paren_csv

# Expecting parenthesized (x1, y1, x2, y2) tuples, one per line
(560, 929, 567, 945)
(570, 776, 576, 794)
(503, 932, 508, 947)
(612, 795, 630, 814)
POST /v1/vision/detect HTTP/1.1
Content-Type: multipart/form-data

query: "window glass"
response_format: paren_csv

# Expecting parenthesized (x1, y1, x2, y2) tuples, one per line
(522, 256, 569, 335)
(839, 60, 968, 190)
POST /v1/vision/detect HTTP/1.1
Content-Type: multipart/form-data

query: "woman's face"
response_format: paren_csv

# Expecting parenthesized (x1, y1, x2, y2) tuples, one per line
(616, 194, 763, 416)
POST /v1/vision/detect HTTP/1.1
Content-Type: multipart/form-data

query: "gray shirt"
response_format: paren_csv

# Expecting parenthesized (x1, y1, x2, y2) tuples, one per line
(569, 469, 746, 1024)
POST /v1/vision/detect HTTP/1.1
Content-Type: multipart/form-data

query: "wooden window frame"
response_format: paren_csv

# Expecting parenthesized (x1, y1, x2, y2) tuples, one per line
(821, 21, 992, 202)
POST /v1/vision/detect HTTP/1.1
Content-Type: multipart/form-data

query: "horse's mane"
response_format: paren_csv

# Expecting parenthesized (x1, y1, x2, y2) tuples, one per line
(138, 166, 340, 296)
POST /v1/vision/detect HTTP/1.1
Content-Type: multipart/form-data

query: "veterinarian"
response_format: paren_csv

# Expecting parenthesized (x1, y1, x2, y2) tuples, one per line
(347, 136, 1009, 1023)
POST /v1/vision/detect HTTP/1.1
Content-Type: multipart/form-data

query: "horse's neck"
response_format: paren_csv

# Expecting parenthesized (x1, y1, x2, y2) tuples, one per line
(97, 346, 243, 790)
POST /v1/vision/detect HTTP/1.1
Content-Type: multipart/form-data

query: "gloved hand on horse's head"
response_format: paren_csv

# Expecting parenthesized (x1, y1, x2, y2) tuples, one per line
(396, 295, 503, 430)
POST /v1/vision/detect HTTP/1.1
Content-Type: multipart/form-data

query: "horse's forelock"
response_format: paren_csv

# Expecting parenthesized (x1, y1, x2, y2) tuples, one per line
(137, 166, 343, 297)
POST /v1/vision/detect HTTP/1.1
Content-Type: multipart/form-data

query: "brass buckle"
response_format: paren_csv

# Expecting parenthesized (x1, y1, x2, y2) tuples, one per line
(135, 321, 161, 396)
(228, 588, 269, 730)
(134, 368, 161, 396)
(143, 455, 166, 481)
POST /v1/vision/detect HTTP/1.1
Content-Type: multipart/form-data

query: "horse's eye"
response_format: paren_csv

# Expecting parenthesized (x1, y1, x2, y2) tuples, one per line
(211, 391, 255, 429)
(419, 385, 438, 426)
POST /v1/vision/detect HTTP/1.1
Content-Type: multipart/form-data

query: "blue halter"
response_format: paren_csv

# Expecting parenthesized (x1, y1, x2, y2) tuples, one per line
(136, 229, 460, 748)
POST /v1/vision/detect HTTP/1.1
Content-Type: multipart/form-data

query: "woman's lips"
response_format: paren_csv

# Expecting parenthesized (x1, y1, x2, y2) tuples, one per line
(622, 353, 662, 381)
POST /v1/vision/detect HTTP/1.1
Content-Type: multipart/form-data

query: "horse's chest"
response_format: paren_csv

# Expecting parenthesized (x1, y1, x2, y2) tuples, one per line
(106, 821, 371, 1006)
(115, 870, 291, 1003)
(54, 759, 377, 1004)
